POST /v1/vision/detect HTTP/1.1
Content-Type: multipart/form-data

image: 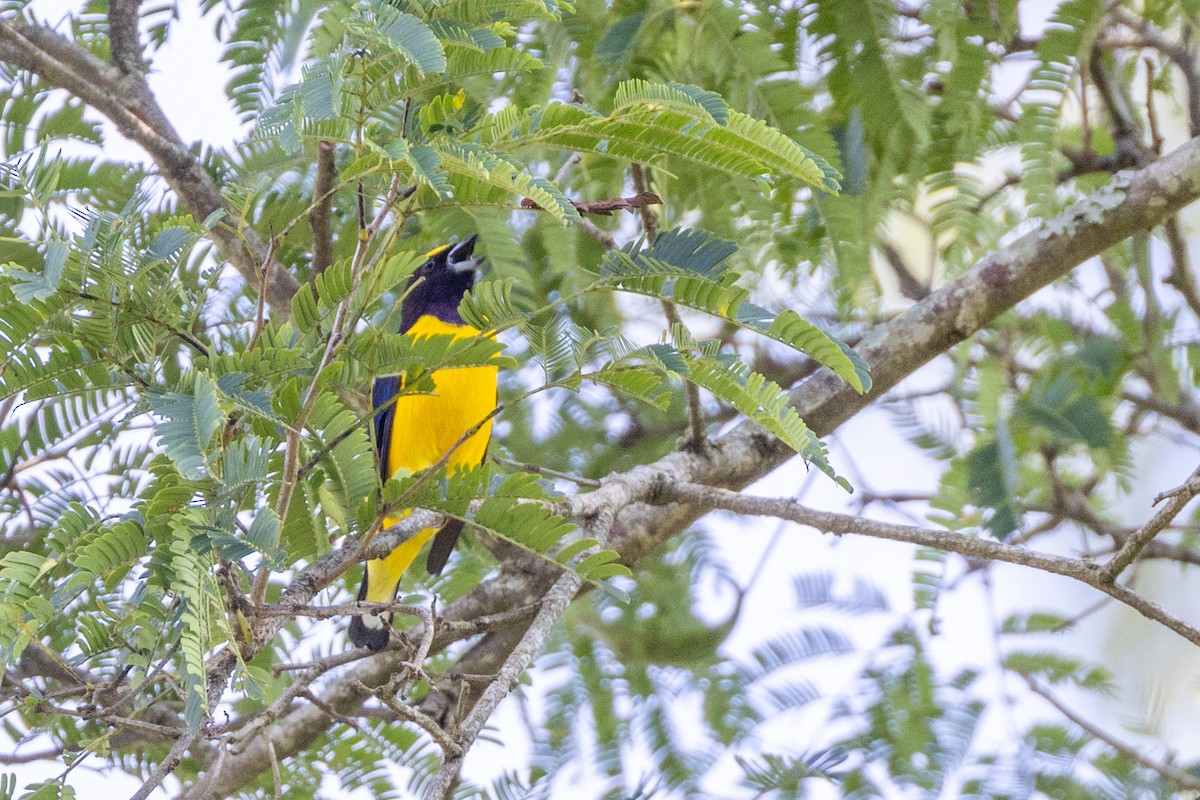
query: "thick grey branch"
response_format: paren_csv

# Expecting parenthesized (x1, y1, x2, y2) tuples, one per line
(0, 17, 299, 316)
(600, 132, 1200, 566)
(184, 135, 1200, 797)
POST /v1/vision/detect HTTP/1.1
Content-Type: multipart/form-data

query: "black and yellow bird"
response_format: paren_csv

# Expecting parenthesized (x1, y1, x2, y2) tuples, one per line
(349, 235, 496, 652)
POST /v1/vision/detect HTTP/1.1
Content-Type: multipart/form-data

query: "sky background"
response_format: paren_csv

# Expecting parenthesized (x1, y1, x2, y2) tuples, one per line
(10, 1, 1200, 797)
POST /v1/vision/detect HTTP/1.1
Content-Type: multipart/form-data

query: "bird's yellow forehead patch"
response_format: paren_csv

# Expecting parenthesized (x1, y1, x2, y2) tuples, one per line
(422, 244, 451, 260)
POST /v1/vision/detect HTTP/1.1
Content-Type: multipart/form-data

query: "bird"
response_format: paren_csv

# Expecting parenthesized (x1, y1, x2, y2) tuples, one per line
(348, 234, 496, 652)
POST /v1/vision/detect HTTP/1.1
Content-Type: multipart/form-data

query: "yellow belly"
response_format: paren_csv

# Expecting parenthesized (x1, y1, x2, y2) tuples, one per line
(386, 359, 497, 477)
(365, 315, 497, 601)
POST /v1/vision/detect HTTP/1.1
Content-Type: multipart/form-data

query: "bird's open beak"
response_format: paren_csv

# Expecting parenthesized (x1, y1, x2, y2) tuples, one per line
(447, 234, 480, 272)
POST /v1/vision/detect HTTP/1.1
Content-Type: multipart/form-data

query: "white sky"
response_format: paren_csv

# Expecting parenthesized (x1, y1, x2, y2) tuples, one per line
(8, 1, 1200, 799)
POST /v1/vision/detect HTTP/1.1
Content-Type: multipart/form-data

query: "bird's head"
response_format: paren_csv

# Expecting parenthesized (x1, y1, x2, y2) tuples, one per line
(400, 234, 481, 331)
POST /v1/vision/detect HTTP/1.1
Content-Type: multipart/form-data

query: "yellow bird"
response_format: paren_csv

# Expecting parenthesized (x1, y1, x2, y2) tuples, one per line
(349, 235, 496, 651)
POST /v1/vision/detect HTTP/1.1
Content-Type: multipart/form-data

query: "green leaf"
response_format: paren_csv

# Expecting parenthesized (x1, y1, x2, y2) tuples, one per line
(594, 232, 869, 394)
(307, 392, 376, 529)
(682, 355, 848, 490)
(0, 549, 59, 603)
(1004, 650, 1113, 691)
(434, 140, 581, 223)
(169, 511, 222, 732)
(73, 519, 148, 591)
(761, 310, 871, 394)
(554, 537, 601, 564)
(353, 329, 514, 376)
(600, 227, 737, 278)
(406, 143, 454, 197)
(150, 372, 224, 480)
(218, 435, 272, 497)
(8, 239, 68, 302)
(964, 421, 1020, 539)
(140, 226, 197, 268)
(431, 0, 567, 24)
(366, 4, 447, 76)
(586, 367, 671, 410)
(1000, 612, 1072, 635)
(1020, 0, 1104, 218)
(458, 278, 524, 330)
(595, 12, 645, 66)
(282, 480, 326, 562)
(246, 509, 285, 570)
(511, 88, 840, 191)
(612, 79, 730, 126)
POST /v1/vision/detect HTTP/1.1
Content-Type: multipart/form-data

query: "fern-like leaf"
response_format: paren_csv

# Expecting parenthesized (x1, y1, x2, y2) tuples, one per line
(433, 140, 581, 222)
(683, 355, 848, 489)
(509, 85, 839, 191)
(169, 511, 223, 731)
(148, 372, 224, 481)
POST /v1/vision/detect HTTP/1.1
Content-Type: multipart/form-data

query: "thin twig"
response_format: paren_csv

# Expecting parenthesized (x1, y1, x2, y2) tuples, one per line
(576, 217, 617, 249)
(366, 682, 462, 756)
(422, 571, 583, 800)
(657, 481, 1200, 649)
(300, 690, 364, 732)
(410, 604, 435, 668)
(272, 649, 374, 675)
(246, 234, 275, 354)
(630, 163, 706, 448)
(1163, 217, 1200, 319)
(128, 733, 193, 800)
(74, 290, 210, 356)
(520, 191, 662, 217)
(554, 152, 582, 185)
(1100, 462, 1200, 582)
(1111, 8, 1200, 136)
(267, 737, 282, 798)
(0, 747, 62, 764)
(489, 455, 600, 487)
(1025, 678, 1200, 790)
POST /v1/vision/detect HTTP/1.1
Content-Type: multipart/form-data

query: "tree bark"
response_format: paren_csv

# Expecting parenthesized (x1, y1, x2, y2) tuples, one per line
(184, 134, 1200, 798)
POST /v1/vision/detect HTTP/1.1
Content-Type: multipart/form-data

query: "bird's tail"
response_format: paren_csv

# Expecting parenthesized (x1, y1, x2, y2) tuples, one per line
(348, 525, 438, 651)
(348, 572, 391, 652)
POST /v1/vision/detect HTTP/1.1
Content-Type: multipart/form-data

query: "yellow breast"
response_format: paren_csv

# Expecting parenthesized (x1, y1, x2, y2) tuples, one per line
(386, 315, 498, 476)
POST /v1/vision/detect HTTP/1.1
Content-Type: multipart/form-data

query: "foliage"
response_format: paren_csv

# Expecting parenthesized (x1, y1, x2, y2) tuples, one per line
(1, 0, 1200, 798)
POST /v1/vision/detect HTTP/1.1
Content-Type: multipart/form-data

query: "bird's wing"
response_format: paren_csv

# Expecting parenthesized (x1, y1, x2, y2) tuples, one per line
(371, 374, 401, 479)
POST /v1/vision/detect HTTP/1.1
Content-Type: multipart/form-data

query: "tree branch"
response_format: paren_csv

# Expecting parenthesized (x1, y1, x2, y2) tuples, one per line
(183, 133, 1200, 797)
(107, 0, 145, 75)
(423, 572, 582, 800)
(1025, 678, 1200, 790)
(657, 481, 1200, 649)
(607, 127, 1200, 562)
(630, 162, 706, 448)
(0, 17, 300, 316)
(1099, 462, 1200, 582)
(309, 140, 337, 277)
(0, 747, 62, 765)
(129, 733, 193, 800)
